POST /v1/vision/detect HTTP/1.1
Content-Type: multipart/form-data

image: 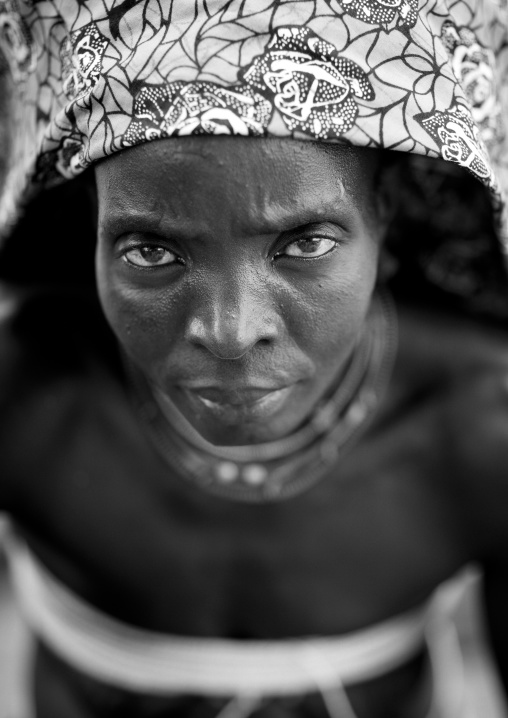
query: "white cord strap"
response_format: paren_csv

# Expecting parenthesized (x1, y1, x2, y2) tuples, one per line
(7, 536, 428, 698)
(6, 536, 429, 697)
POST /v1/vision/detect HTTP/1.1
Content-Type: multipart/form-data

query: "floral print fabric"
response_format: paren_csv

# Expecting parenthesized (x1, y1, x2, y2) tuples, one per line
(0, 0, 507, 258)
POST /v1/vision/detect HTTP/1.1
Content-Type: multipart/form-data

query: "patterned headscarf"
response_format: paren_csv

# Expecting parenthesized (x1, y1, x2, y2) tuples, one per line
(1, 0, 508, 305)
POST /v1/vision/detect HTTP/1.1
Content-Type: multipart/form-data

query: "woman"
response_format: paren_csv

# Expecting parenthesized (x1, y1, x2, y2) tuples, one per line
(0, 1, 508, 717)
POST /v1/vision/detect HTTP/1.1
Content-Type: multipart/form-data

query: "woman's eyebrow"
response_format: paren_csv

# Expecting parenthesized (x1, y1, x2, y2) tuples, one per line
(100, 197, 350, 239)
(252, 201, 350, 235)
(99, 207, 172, 236)
(101, 211, 221, 242)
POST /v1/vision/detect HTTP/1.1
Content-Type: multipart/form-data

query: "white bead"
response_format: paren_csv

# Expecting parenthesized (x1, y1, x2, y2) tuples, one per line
(242, 464, 268, 486)
(346, 401, 368, 426)
(312, 404, 335, 431)
(214, 461, 239, 483)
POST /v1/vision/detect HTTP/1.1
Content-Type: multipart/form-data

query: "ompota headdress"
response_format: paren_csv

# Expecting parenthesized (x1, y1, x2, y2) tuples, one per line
(1, 0, 508, 311)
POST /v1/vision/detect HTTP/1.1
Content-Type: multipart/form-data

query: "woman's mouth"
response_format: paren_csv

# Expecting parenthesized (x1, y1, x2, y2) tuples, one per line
(181, 385, 294, 422)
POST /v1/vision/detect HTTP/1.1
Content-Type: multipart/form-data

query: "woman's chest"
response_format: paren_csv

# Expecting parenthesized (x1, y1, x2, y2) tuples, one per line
(11, 389, 468, 638)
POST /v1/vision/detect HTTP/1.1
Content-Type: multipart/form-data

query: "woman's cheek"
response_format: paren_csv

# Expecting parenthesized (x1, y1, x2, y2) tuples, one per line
(298, 256, 377, 360)
(99, 276, 177, 367)
(280, 280, 365, 367)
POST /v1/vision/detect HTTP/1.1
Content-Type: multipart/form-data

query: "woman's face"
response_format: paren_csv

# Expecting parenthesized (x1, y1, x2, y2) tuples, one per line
(96, 138, 385, 445)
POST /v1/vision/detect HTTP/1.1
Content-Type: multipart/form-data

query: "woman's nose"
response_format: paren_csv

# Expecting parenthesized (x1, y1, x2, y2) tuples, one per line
(185, 281, 279, 360)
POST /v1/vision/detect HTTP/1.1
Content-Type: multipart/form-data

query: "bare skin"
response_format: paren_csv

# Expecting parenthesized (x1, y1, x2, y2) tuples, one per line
(1, 139, 508, 717)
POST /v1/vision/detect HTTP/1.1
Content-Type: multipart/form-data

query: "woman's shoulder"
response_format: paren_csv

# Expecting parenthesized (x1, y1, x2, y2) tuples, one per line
(0, 285, 121, 497)
(397, 301, 508, 554)
(397, 301, 508, 439)
(397, 301, 508, 384)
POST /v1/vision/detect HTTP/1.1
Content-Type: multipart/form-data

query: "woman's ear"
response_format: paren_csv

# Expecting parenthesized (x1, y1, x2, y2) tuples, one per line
(374, 160, 401, 231)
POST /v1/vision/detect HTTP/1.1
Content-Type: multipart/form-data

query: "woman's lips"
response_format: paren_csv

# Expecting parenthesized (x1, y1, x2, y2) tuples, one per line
(181, 385, 294, 422)
(188, 386, 283, 404)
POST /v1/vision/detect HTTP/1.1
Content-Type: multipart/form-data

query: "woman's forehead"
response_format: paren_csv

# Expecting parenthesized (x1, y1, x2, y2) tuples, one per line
(96, 138, 378, 234)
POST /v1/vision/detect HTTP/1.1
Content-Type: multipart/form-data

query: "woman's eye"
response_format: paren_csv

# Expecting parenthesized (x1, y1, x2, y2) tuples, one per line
(281, 237, 337, 259)
(123, 245, 177, 268)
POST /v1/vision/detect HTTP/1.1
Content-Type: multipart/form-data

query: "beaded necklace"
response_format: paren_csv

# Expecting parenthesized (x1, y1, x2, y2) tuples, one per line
(125, 290, 397, 503)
